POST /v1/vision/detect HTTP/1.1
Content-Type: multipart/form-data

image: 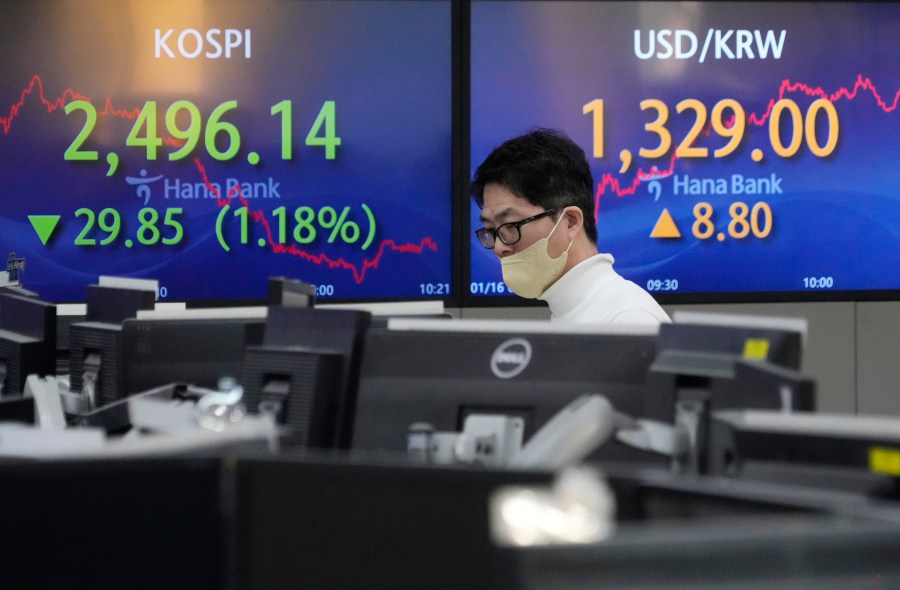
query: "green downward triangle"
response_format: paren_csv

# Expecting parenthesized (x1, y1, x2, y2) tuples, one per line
(28, 215, 61, 246)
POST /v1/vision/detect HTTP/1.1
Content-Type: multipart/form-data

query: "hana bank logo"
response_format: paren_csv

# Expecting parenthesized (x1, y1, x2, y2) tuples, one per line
(490, 338, 533, 379)
(126, 170, 164, 206)
(125, 170, 282, 205)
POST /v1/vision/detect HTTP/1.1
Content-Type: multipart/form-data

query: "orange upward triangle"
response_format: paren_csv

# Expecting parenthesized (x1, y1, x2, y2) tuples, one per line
(650, 208, 681, 239)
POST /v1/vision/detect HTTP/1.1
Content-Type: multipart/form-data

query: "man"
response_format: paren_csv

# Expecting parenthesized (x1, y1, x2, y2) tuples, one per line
(470, 129, 671, 325)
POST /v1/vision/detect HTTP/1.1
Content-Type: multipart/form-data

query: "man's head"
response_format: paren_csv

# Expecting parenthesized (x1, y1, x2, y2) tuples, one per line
(470, 128, 598, 244)
(470, 129, 600, 297)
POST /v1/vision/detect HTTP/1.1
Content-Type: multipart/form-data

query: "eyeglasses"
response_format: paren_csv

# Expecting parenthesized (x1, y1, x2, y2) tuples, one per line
(475, 208, 559, 249)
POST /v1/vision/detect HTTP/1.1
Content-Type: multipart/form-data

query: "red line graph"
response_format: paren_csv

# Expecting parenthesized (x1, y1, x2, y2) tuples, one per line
(749, 74, 900, 126)
(2, 73, 439, 285)
(0, 74, 141, 135)
(594, 154, 678, 218)
(1, 74, 86, 134)
(1, 74, 182, 148)
(193, 157, 438, 285)
(593, 73, 900, 221)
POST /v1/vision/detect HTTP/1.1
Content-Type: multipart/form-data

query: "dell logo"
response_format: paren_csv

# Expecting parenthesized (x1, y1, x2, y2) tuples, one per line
(490, 338, 532, 379)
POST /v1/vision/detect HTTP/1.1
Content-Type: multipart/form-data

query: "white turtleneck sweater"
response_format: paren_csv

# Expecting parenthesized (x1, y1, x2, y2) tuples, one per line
(539, 253, 671, 325)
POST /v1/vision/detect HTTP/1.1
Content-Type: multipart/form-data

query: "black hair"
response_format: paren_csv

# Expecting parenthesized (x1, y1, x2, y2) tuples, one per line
(470, 128, 598, 243)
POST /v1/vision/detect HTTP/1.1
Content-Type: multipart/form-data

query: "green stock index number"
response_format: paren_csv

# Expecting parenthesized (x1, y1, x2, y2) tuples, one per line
(64, 99, 341, 164)
(74, 207, 184, 246)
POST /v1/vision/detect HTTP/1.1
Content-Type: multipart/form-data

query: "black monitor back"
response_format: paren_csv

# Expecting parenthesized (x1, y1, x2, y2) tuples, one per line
(657, 321, 803, 370)
(68, 322, 123, 407)
(54, 312, 86, 376)
(68, 285, 156, 405)
(0, 457, 227, 589)
(251, 306, 371, 448)
(121, 317, 266, 395)
(352, 323, 658, 456)
(267, 276, 316, 308)
(646, 321, 813, 425)
(85, 285, 155, 324)
(233, 456, 552, 590)
(0, 294, 56, 394)
(241, 346, 344, 448)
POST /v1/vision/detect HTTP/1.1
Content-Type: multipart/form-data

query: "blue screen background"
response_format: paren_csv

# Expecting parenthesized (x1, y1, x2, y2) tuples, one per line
(470, 1, 900, 300)
(0, 0, 453, 303)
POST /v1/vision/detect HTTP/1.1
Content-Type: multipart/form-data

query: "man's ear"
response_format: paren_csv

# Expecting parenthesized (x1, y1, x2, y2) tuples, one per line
(563, 205, 584, 235)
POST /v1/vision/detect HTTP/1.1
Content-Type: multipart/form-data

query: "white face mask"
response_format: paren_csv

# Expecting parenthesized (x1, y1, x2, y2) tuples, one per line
(501, 214, 573, 299)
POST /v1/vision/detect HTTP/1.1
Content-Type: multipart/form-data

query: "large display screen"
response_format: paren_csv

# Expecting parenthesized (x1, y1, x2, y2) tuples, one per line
(1, 0, 453, 303)
(469, 1, 900, 303)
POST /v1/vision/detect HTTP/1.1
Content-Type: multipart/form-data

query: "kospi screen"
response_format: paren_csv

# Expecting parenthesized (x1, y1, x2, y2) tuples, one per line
(469, 1, 900, 303)
(1, 0, 453, 303)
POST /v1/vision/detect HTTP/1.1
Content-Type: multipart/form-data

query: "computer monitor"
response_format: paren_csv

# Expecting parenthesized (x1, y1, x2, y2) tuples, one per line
(266, 277, 316, 309)
(707, 407, 900, 498)
(645, 313, 813, 427)
(241, 306, 372, 449)
(0, 294, 57, 396)
(351, 319, 659, 460)
(120, 314, 266, 395)
(118, 280, 313, 397)
(241, 346, 345, 449)
(661, 311, 807, 370)
(68, 286, 156, 407)
(233, 455, 553, 590)
(83, 284, 157, 325)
